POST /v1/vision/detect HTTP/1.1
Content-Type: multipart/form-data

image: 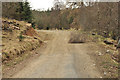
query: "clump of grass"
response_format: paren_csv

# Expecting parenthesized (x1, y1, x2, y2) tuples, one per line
(18, 32, 25, 42)
(2, 52, 9, 58)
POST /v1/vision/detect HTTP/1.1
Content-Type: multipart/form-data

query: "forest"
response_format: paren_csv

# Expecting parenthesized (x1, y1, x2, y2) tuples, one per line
(2, 0, 120, 40)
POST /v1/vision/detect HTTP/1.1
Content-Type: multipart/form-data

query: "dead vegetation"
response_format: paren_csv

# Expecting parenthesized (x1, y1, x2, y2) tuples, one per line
(68, 30, 118, 78)
(69, 31, 91, 43)
(87, 43, 118, 78)
(2, 18, 43, 66)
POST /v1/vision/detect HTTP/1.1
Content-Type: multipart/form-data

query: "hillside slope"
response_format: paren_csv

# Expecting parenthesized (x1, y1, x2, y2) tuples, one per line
(2, 18, 43, 64)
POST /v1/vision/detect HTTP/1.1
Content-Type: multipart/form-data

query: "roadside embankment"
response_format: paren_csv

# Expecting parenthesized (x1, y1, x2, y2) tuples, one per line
(2, 18, 43, 67)
(69, 30, 118, 78)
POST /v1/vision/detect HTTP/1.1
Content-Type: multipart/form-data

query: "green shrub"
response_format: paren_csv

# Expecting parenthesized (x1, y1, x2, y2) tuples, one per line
(18, 34, 25, 41)
(32, 22, 36, 29)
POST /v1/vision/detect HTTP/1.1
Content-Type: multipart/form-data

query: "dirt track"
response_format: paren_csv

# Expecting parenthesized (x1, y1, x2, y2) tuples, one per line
(11, 30, 101, 78)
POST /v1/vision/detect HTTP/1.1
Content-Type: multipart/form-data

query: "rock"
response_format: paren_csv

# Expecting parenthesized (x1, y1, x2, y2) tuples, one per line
(0, 53, 1, 56)
(104, 40, 113, 45)
(2, 20, 6, 22)
(92, 33, 96, 35)
(104, 72, 107, 75)
(34, 37, 38, 39)
(14, 26, 20, 30)
(106, 50, 110, 53)
(0, 44, 5, 46)
(98, 52, 102, 56)
(13, 62, 17, 65)
(100, 77, 102, 78)
(8, 21, 13, 24)
(12, 26, 20, 30)
(14, 23, 19, 26)
(35, 52, 38, 54)
(26, 23, 31, 27)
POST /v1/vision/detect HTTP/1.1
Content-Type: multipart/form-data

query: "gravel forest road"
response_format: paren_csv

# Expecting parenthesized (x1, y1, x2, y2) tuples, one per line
(12, 30, 101, 78)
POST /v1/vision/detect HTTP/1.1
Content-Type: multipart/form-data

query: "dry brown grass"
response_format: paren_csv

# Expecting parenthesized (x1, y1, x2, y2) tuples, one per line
(2, 18, 43, 65)
(69, 31, 91, 43)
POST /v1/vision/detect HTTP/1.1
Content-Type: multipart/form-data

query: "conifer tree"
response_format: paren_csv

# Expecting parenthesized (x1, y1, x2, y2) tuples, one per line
(23, 0, 32, 23)
(16, 2, 24, 20)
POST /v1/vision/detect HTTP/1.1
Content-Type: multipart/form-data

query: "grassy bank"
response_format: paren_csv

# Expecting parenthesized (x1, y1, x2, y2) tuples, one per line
(2, 18, 43, 70)
(69, 30, 118, 78)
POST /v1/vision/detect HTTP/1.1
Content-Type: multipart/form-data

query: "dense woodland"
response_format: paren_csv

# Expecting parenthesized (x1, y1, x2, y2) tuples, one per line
(2, 1, 32, 23)
(2, 0, 120, 40)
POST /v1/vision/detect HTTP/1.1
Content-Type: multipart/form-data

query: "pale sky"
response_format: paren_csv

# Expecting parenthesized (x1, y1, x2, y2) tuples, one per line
(28, 0, 54, 10)
(27, 0, 104, 11)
